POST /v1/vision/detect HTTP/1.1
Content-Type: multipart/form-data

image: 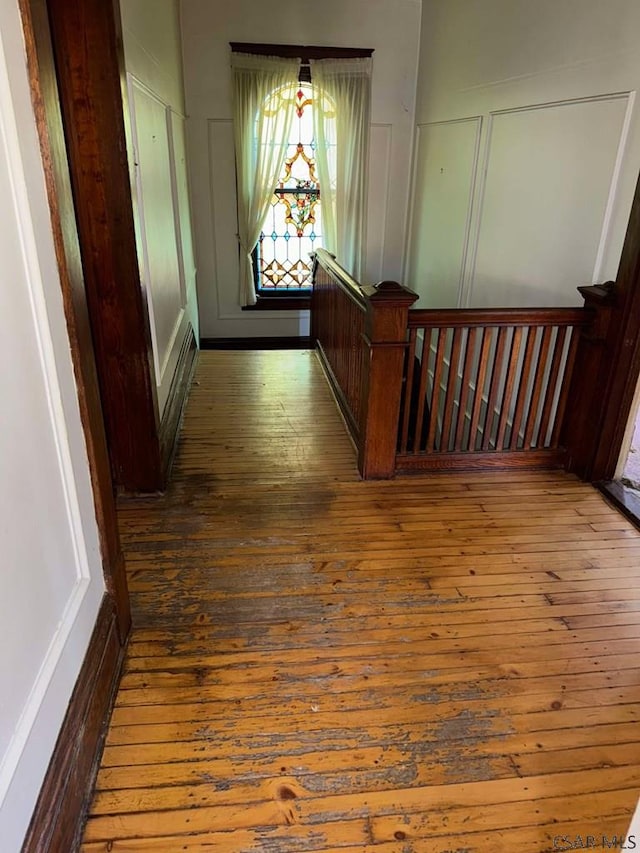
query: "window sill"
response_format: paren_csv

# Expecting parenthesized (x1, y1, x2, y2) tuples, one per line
(242, 295, 311, 311)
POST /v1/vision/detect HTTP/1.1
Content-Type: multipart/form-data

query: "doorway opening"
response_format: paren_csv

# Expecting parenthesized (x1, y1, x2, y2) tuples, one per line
(602, 374, 640, 525)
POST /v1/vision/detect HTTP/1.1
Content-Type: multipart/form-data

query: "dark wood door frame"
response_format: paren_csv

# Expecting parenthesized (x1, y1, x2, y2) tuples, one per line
(590, 173, 640, 480)
(44, 0, 166, 493)
(565, 171, 640, 482)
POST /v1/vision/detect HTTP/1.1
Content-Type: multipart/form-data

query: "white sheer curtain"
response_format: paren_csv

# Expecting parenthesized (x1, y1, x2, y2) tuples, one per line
(231, 53, 299, 306)
(311, 57, 372, 282)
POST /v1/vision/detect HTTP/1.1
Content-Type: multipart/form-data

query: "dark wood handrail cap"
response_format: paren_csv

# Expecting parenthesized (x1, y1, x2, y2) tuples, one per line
(312, 249, 418, 306)
(313, 249, 366, 305)
(376, 280, 405, 291)
(362, 280, 419, 304)
(577, 281, 616, 304)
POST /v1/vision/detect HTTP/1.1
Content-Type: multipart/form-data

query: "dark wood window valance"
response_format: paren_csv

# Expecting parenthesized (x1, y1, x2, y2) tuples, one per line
(229, 43, 373, 59)
(229, 43, 374, 82)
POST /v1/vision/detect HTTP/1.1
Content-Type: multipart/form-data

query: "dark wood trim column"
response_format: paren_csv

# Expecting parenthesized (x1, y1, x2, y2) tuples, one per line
(589, 172, 640, 480)
(46, 0, 164, 493)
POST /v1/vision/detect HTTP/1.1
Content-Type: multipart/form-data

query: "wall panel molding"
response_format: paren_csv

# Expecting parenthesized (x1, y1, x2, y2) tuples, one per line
(464, 92, 631, 308)
(128, 75, 185, 400)
(461, 111, 495, 308)
(591, 92, 635, 283)
(405, 116, 482, 307)
(207, 118, 231, 324)
(368, 122, 392, 283)
(167, 109, 189, 310)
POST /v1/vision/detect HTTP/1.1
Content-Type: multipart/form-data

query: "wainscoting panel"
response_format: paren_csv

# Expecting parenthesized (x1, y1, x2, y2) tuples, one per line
(468, 94, 631, 309)
(406, 118, 482, 307)
(129, 77, 185, 414)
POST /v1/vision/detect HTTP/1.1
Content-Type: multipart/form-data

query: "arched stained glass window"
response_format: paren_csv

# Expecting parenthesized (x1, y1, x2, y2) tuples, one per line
(253, 83, 323, 292)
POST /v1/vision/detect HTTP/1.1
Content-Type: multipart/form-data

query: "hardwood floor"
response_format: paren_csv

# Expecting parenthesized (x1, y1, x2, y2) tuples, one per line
(82, 350, 640, 852)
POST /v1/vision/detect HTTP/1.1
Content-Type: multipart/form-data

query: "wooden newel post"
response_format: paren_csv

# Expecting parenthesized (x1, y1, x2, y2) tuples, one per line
(358, 281, 418, 479)
(563, 282, 616, 478)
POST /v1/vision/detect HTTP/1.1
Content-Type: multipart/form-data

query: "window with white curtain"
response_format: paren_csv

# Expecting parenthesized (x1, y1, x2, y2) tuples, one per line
(231, 46, 372, 307)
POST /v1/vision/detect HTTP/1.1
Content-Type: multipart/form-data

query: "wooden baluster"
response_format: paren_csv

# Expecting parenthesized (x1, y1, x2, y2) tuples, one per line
(454, 328, 477, 451)
(399, 329, 417, 453)
(510, 327, 538, 450)
(524, 325, 553, 449)
(537, 326, 567, 448)
(411, 330, 432, 453)
(551, 326, 581, 449)
(469, 327, 492, 452)
(358, 281, 418, 478)
(482, 327, 507, 450)
(426, 328, 448, 452)
(496, 327, 522, 450)
(441, 327, 463, 453)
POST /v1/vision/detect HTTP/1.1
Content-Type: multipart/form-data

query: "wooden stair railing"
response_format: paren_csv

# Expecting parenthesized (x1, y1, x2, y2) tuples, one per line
(312, 249, 611, 479)
(311, 250, 418, 478)
(396, 308, 589, 472)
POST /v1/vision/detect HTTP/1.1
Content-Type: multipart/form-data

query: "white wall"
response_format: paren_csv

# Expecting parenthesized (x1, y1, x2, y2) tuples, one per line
(0, 2, 106, 849)
(408, 0, 640, 309)
(120, 0, 198, 413)
(180, 0, 422, 338)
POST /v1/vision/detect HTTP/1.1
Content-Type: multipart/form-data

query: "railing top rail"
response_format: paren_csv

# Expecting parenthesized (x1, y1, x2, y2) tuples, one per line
(407, 306, 589, 329)
(313, 249, 366, 308)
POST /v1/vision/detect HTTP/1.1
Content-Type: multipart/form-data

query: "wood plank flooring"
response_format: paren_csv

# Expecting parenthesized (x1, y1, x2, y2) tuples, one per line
(82, 350, 640, 851)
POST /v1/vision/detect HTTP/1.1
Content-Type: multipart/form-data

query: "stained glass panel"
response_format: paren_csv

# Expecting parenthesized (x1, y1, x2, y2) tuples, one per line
(255, 84, 321, 292)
